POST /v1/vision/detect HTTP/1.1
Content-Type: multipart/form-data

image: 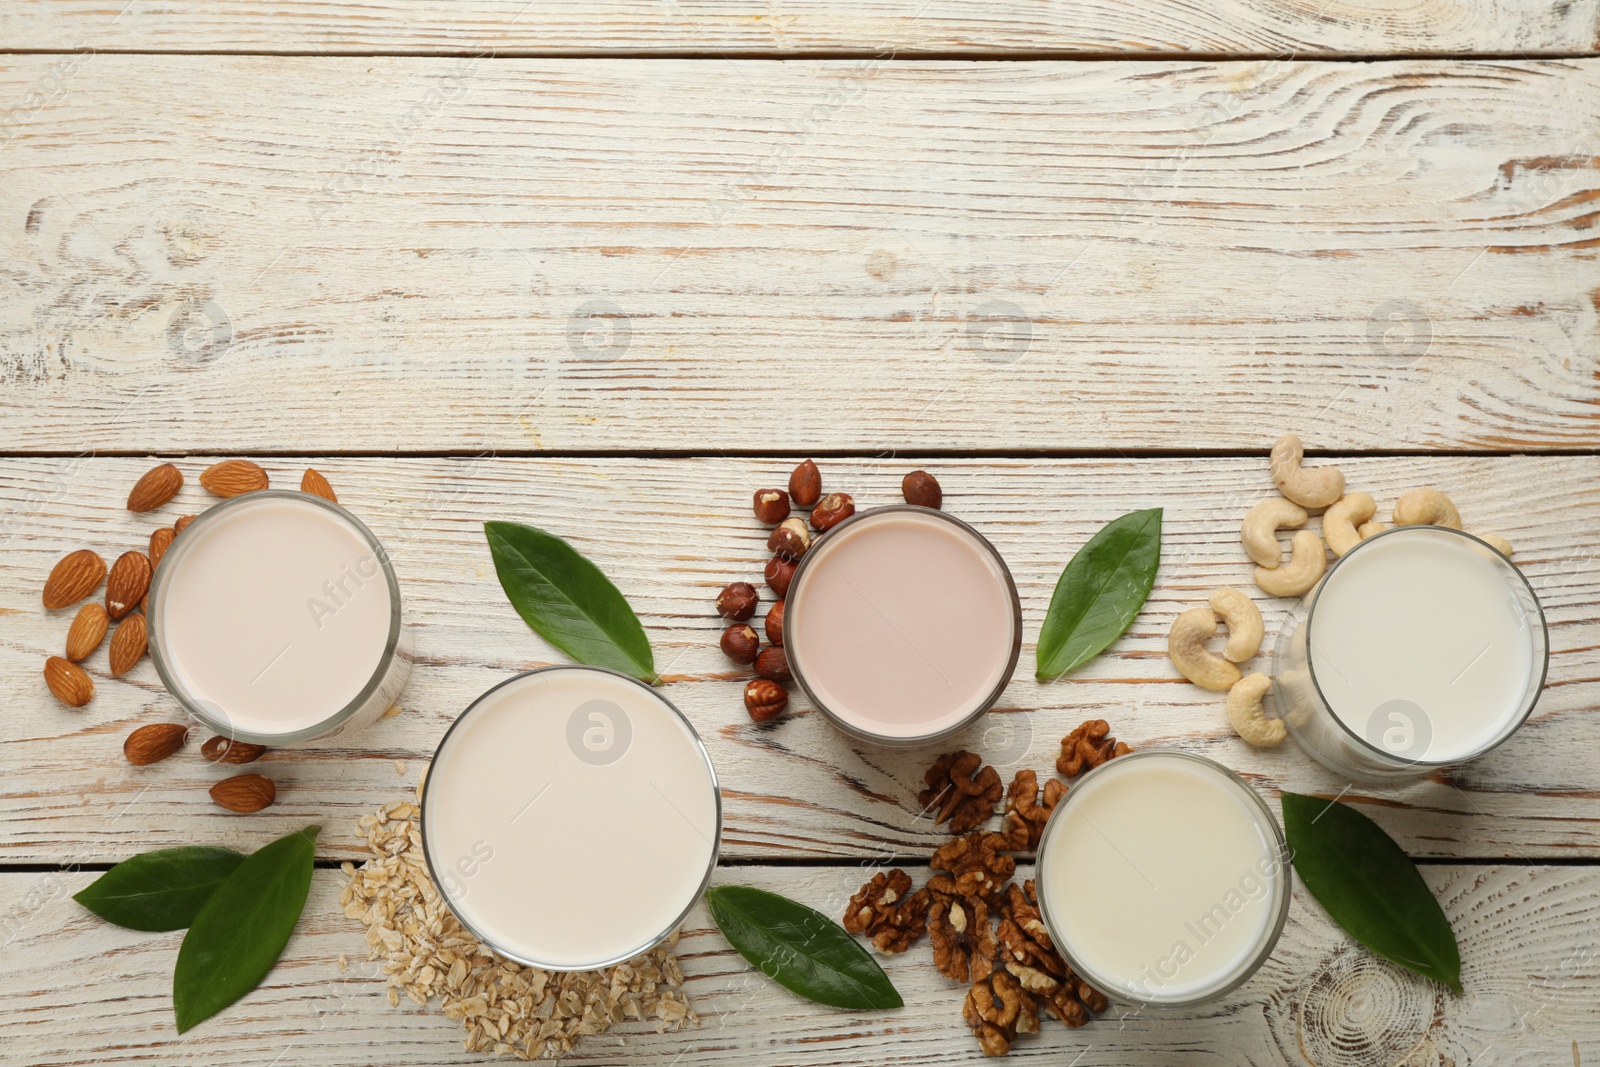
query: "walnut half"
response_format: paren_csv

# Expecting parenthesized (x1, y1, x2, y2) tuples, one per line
(919, 750, 1003, 834)
(841, 869, 930, 954)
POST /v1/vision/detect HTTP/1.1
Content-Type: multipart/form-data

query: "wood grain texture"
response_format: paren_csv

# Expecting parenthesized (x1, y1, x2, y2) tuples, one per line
(2, 455, 1596, 865)
(1, 863, 1595, 1065)
(2, 57, 1598, 452)
(0, 0, 1596, 56)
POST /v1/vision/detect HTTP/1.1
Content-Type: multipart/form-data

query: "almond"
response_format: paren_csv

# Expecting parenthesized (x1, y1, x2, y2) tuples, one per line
(301, 468, 337, 503)
(65, 603, 109, 662)
(124, 722, 189, 766)
(149, 525, 175, 569)
(210, 773, 276, 813)
(42, 549, 107, 610)
(200, 735, 267, 765)
(200, 459, 269, 498)
(105, 551, 152, 621)
(127, 463, 184, 512)
(44, 656, 93, 707)
(174, 514, 196, 534)
(109, 613, 148, 677)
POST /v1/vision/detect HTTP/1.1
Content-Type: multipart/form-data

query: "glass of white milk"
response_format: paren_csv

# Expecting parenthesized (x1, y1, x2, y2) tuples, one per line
(1034, 751, 1291, 1008)
(1271, 526, 1547, 782)
(147, 490, 412, 744)
(420, 666, 721, 970)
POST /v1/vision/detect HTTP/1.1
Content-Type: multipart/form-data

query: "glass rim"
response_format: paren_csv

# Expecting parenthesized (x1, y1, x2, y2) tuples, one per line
(419, 664, 724, 972)
(146, 489, 405, 746)
(1033, 750, 1291, 1008)
(783, 504, 1023, 748)
(1301, 524, 1550, 770)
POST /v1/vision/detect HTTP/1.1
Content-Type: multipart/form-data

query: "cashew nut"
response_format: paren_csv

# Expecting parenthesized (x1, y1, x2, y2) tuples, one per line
(1323, 492, 1376, 557)
(1227, 673, 1285, 747)
(1167, 607, 1243, 692)
(1358, 520, 1386, 540)
(1241, 498, 1309, 568)
(1270, 434, 1346, 509)
(1474, 530, 1513, 557)
(1392, 487, 1462, 530)
(1253, 530, 1327, 597)
(1208, 588, 1264, 663)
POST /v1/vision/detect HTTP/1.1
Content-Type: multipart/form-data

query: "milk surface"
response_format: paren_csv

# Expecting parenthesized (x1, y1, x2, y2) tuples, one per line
(787, 509, 1015, 740)
(424, 668, 719, 969)
(1309, 533, 1535, 763)
(1039, 754, 1283, 1002)
(156, 494, 394, 736)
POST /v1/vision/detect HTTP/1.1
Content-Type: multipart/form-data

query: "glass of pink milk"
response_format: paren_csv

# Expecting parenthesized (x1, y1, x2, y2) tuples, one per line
(784, 505, 1022, 746)
(147, 490, 412, 745)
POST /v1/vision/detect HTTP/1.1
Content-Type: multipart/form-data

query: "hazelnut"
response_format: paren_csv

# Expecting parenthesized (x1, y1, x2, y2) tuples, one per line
(764, 554, 798, 598)
(754, 645, 792, 684)
(767, 517, 812, 560)
(720, 623, 760, 664)
(810, 492, 855, 532)
(745, 679, 789, 722)
(902, 469, 942, 509)
(716, 581, 759, 621)
(789, 459, 821, 508)
(753, 488, 791, 525)
(765, 600, 785, 646)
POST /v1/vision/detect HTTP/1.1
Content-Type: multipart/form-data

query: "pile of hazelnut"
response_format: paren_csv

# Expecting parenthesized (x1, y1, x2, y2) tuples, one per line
(716, 461, 944, 722)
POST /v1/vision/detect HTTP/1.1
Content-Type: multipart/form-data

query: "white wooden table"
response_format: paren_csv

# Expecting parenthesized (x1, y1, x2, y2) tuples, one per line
(1, 3, 1598, 1063)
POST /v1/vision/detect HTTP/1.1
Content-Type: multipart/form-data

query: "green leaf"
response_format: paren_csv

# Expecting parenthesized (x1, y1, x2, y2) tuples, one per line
(172, 826, 320, 1033)
(1283, 794, 1462, 993)
(73, 847, 245, 932)
(484, 520, 656, 683)
(705, 886, 902, 1010)
(1036, 507, 1162, 681)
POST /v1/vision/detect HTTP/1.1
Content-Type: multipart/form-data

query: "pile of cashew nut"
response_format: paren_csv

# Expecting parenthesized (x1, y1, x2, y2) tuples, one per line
(1169, 433, 1515, 748)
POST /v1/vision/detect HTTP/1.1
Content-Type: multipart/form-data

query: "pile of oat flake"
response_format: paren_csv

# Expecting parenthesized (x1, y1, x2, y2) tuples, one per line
(341, 791, 696, 1059)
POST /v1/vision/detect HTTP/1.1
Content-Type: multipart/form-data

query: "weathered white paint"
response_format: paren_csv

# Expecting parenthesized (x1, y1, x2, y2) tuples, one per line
(1, 58, 1597, 451)
(0, 0, 1595, 56)
(0, 863, 1593, 1065)
(2, 455, 1595, 864)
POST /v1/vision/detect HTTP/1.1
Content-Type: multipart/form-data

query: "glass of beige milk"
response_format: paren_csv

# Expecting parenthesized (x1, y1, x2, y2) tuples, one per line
(420, 666, 721, 970)
(1034, 751, 1291, 1007)
(784, 505, 1022, 746)
(147, 490, 412, 744)
(1271, 526, 1547, 782)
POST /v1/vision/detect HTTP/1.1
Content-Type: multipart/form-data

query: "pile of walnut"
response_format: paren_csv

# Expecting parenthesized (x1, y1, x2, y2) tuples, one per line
(1168, 433, 1514, 747)
(38, 460, 344, 813)
(842, 720, 1129, 1056)
(715, 461, 944, 722)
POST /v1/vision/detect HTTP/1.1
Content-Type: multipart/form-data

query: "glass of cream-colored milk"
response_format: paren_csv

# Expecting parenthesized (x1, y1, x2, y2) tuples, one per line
(1034, 751, 1291, 1008)
(147, 490, 412, 744)
(420, 666, 721, 970)
(1271, 525, 1547, 782)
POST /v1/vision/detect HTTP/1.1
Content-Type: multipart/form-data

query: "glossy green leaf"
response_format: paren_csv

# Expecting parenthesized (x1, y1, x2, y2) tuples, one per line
(485, 520, 656, 683)
(73, 847, 245, 931)
(705, 886, 902, 1010)
(1283, 794, 1462, 993)
(1036, 507, 1162, 681)
(172, 826, 320, 1033)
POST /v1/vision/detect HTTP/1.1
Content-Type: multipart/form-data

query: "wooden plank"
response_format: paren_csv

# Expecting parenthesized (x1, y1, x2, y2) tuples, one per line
(1, 57, 1598, 452)
(2, 455, 1596, 864)
(0, 0, 1596, 57)
(1, 863, 1595, 1065)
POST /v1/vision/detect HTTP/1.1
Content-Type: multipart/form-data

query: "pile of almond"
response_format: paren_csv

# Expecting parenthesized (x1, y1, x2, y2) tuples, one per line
(39, 460, 339, 813)
(716, 462, 943, 722)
